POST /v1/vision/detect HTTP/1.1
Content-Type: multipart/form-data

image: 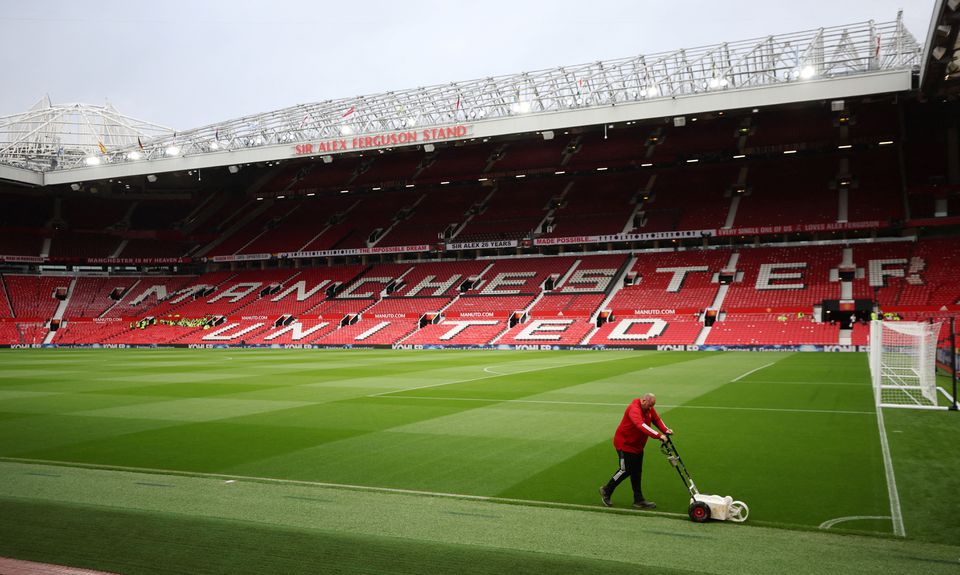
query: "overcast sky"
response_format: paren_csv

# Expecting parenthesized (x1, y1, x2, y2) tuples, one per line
(0, 1, 936, 131)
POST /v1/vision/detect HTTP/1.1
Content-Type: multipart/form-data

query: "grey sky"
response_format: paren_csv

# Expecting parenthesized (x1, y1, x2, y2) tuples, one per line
(0, 1, 936, 131)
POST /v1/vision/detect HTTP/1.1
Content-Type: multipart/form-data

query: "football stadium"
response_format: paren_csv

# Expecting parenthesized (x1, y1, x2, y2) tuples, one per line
(1, 3, 959, 574)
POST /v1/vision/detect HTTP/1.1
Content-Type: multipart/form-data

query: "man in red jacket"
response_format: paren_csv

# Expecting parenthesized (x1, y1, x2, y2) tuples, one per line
(599, 393, 672, 509)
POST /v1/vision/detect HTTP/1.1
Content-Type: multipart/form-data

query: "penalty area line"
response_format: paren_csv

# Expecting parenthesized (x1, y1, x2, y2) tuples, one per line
(875, 404, 906, 537)
(731, 362, 777, 382)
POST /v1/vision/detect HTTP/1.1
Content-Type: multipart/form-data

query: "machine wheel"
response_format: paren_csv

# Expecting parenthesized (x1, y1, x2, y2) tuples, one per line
(688, 501, 711, 523)
(728, 500, 749, 523)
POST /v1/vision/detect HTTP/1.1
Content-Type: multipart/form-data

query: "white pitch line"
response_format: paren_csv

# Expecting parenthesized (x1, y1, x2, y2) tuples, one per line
(371, 395, 874, 415)
(0, 456, 686, 519)
(875, 404, 906, 537)
(732, 380, 867, 386)
(818, 515, 892, 530)
(731, 361, 777, 382)
(368, 354, 632, 398)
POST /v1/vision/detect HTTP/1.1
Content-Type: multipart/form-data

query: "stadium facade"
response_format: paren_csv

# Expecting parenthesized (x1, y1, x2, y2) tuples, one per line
(0, 7, 959, 353)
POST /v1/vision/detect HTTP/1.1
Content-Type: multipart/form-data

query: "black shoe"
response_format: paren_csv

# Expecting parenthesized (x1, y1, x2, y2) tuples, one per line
(599, 487, 612, 507)
(633, 500, 657, 509)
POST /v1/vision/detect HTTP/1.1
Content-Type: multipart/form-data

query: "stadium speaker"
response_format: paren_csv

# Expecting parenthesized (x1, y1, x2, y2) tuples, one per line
(227, 165, 240, 174)
(542, 131, 555, 141)
(146, 174, 158, 183)
(322, 155, 333, 164)
(673, 116, 686, 127)
(70, 183, 81, 191)
(423, 144, 435, 153)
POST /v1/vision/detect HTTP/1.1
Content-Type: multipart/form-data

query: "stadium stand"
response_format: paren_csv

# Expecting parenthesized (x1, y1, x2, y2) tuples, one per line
(721, 245, 842, 309)
(3, 39, 960, 353)
(633, 165, 737, 233)
(588, 314, 705, 346)
(705, 313, 839, 345)
(453, 180, 559, 242)
(4, 275, 67, 320)
(61, 276, 141, 318)
(378, 186, 482, 247)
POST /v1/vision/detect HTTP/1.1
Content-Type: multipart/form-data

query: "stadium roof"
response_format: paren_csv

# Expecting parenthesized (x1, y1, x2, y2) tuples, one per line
(919, 0, 960, 95)
(0, 15, 921, 188)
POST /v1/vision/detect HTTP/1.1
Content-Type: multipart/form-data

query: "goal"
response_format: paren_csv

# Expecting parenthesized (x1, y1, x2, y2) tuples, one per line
(868, 320, 954, 410)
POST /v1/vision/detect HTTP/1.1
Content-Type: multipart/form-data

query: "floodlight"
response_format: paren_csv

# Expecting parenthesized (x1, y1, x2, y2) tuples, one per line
(126, 152, 142, 160)
(800, 66, 816, 79)
(84, 156, 100, 166)
(165, 145, 180, 156)
(511, 101, 531, 114)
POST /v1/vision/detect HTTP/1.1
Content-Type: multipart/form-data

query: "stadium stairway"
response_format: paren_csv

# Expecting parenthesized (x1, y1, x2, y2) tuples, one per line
(1, 274, 14, 318)
(393, 293, 464, 345)
(193, 198, 273, 258)
(694, 251, 740, 345)
(582, 253, 637, 344)
(100, 278, 141, 318)
(490, 289, 546, 344)
(43, 276, 76, 344)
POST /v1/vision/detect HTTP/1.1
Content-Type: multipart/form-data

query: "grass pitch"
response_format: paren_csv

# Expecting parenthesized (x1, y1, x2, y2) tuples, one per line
(0, 349, 957, 574)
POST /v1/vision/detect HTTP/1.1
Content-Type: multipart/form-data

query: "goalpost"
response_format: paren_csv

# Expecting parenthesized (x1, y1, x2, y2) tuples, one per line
(868, 320, 957, 410)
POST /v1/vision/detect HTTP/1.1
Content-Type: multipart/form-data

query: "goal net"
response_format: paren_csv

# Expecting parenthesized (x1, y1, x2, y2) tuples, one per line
(868, 320, 945, 409)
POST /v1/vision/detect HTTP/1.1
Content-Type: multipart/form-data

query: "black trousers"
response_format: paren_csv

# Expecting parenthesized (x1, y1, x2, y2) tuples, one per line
(603, 449, 646, 502)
